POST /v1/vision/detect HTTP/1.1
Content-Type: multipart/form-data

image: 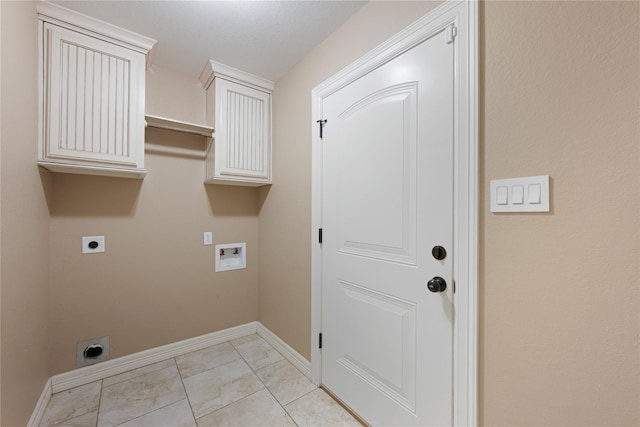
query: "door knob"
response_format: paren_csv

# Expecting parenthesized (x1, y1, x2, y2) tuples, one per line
(427, 276, 447, 293)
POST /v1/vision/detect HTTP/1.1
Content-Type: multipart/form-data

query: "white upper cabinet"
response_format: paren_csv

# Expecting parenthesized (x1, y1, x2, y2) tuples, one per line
(37, 2, 156, 179)
(199, 61, 274, 186)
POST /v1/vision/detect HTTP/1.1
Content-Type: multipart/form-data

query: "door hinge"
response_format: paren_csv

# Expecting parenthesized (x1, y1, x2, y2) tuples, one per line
(445, 24, 457, 44)
(318, 228, 323, 244)
(316, 119, 327, 139)
(319, 333, 323, 349)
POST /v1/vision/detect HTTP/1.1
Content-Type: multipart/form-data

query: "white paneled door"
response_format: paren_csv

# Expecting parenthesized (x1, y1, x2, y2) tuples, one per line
(321, 27, 455, 426)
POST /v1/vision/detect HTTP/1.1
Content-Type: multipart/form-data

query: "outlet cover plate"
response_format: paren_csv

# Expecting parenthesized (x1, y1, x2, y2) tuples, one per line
(82, 236, 105, 254)
(76, 336, 109, 368)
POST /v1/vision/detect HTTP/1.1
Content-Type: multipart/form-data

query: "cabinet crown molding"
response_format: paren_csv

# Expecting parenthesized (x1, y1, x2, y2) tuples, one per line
(199, 60, 274, 93)
(37, 1, 156, 55)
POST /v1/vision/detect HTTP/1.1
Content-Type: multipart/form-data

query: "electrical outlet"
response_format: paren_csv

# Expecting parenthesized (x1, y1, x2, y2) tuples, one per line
(77, 336, 109, 367)
(82, 236, 105, 254)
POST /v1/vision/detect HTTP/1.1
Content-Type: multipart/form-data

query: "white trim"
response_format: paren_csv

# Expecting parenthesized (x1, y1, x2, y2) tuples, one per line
(36, 1, 156, 54)
(31, 325, 312, 423)
(310, 1, 478, 425)
(47, 321, 312, 396)
(313, 2, 461, 98)
(311, 106, 323, 386)
(145, 115, 214, 138)
(37, 161, 147, 180)
(51, 322, 257, 393)
(451, 2, 479, 425)
(27, 378, 52, 427)
(256, 323, 312, 380)
(199, 60, 274, 93)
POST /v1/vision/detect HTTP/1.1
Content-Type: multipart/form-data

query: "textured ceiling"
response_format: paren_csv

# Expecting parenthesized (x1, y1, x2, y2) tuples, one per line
(52, 1, 366, 83)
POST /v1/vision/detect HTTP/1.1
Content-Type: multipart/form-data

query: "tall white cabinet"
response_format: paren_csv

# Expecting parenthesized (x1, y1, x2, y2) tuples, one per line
(199, 61, 273, 186)
(37, 2, 156, 178)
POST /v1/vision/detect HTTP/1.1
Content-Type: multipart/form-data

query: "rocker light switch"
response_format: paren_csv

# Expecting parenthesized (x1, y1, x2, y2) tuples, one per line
(528, 184, 541, 204)
(512, 185, 524, 204)
(496, 186, 508, 205)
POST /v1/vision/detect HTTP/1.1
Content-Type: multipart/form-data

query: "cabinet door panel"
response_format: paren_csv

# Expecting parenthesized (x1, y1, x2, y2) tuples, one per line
(215, 79, 271, 181)
(43, 23, 145, 169)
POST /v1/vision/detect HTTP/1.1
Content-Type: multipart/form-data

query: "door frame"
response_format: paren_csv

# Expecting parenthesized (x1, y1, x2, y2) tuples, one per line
(310, 1, 478, 425)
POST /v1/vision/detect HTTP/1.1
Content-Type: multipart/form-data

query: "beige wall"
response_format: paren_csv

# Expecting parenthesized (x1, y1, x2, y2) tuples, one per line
(49, 126, 260, 373)
(261, 0, 640, 425)
(48, 54, 259, 375)
(258, 0, 440, 361)
(0, 0, 638, 424)
(146, 65, 206, 125)
(481, 2, 639, 425)
(0, 1, 52, 425)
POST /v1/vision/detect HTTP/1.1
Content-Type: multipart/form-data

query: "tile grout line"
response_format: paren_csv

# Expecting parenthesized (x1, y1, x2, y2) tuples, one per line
(101, 358, 190, 426)
(279, 384, 309, 427)
(42, 381, 104, 427)
(190, 337, 270, 421)
(173, 356, 199, 425)
(282, 386, 319, 408)
(179, 352, 244, 382)
(47, 335, 323, 427)
(178, 343, 257, 422)
(201, 336, 303, 427)
(95, 380, 103, 427)
(197, 388, 270, 422)
(248, 358, 298, 426)
(232, 336, 305, 427)
(101, 359, 173, 389)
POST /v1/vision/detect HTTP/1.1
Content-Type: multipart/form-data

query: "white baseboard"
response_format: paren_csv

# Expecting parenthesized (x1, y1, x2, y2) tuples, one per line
(51, 322, 258, 393)
(48, 321, 312, 396)
(27, 377, 52, 427)
(256, 322, 311, 379)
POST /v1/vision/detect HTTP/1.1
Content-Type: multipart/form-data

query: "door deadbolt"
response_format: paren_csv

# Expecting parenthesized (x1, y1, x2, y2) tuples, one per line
(427, 276, 447, 293)
(432, 245, 447, 260)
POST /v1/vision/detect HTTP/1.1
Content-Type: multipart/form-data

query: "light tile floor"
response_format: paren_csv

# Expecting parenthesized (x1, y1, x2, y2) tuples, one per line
(40, 334, 362, 427)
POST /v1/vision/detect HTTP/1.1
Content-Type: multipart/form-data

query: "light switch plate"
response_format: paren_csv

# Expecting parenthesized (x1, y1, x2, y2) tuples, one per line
(491, 175, 550, 213)
(204, 232, 213, 245)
